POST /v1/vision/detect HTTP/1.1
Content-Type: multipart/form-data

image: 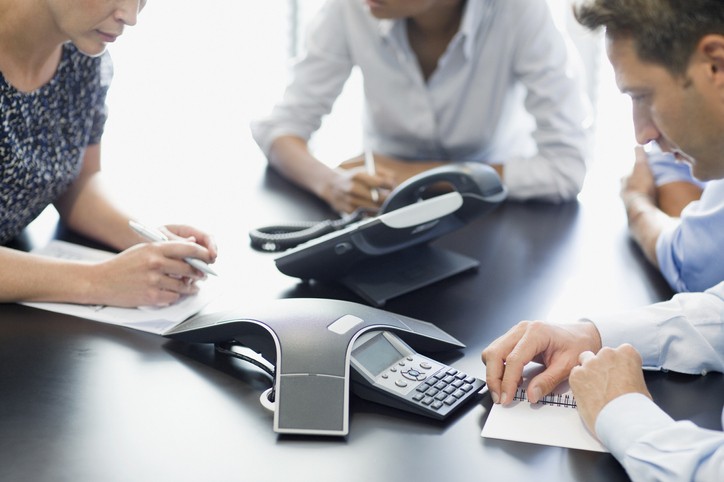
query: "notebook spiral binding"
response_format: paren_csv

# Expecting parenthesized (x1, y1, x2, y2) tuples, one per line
(513, 388, 577, 408)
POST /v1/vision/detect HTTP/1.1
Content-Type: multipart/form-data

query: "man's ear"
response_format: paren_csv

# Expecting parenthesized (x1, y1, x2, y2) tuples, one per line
(698, 34, 724, 85)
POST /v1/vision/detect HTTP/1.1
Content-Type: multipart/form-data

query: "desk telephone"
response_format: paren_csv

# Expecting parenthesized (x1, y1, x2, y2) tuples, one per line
(164, 298, 485, 435)
(257, 163, 507, 306)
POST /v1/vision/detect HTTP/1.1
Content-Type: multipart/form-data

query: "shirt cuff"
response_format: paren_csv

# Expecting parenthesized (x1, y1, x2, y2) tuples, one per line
(596, 393, 675, 460)
(579, 316, 660, 369)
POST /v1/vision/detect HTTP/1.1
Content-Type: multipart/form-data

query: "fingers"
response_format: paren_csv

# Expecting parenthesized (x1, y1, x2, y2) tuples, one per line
(526, 363, 574, 404)
(482, 321, 597, 405)
(482, 321, 537, 405)
(163, 225, 219, 261)
(634, 145, 648, 164)
(579, 350, 595, 364)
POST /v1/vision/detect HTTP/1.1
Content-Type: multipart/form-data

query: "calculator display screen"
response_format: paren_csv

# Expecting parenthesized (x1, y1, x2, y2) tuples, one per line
(352, 333, 403, 376)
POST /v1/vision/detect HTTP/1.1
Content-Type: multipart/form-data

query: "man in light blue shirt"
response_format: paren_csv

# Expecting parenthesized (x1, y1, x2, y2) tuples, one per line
(621, 141, 724, 293)
(482, 1, 724, 480)
(251, 0, 590, 213)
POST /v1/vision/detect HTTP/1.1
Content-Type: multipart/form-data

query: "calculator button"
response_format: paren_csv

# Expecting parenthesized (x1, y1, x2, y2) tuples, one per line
(434, 392, 447, 401)
(443, 396, 456, 406)
(421, 397, 434, 405)
(434, 381, 447, 391)
(446, 368, 458, 376)
(443, 386, 456, 395)
(419, 362, 432, 370)
(460, 384, 474, 392)
(395, 380, 408, 388)
(452, 389, 466, 399)
(443, 376, 455, 384)
(412, 393, 425, 402)
(451, 379, 464, 388)
(431, 401, 443, 410)
(464, 376, 476, 384)
(426, 388, 439, 397)
(416, 385, 428, 393)
(406, 356, 413, 361)
(381, 374, 389, 379)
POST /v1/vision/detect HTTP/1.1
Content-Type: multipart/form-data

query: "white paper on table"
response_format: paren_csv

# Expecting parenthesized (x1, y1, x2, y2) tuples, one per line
(481, 362, 608, 452)
(21, 240, 216, 335)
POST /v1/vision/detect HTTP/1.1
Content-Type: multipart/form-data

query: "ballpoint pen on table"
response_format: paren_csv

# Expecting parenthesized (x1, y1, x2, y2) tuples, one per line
(128, 220, 218, 276)
(364, 148, 380, 203)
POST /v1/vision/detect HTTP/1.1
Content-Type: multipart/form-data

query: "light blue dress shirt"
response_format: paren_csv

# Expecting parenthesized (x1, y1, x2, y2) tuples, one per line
(586, 282, 724, 481)
(645, 145, 724, 292)
(251, 0, 591, 202)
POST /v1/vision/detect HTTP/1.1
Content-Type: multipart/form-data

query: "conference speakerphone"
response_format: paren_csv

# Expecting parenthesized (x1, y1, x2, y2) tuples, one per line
(165, 298, 484, 435)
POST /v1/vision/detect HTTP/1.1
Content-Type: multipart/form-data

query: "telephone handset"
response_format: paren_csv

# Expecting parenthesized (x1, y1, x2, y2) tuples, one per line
(379, 162, 505, 215)
(249, 162, 506, 253)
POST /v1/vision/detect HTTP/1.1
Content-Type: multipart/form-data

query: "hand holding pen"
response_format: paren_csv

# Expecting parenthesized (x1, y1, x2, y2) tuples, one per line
(129, 220, 218, 276)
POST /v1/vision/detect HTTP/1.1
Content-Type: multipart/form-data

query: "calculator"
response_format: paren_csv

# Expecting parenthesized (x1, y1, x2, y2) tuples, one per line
(350, 330, 485, 419)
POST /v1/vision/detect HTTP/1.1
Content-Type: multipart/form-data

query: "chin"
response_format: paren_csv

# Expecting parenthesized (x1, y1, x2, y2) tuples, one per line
(73, 41, 108, 58)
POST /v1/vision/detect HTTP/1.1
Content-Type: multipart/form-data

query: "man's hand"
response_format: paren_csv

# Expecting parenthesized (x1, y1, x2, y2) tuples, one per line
(620, 146, 657, 209)
(481, 321, 602, 405)
(570, 345, 652, 433)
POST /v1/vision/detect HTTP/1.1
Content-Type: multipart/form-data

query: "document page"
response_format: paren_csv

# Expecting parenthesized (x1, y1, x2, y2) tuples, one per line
(21, 240, 216, 334)
(481, 363, 608, 452)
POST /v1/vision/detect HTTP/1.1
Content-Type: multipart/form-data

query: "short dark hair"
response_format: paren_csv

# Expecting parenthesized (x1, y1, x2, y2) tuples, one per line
(574, 0, 724, 76)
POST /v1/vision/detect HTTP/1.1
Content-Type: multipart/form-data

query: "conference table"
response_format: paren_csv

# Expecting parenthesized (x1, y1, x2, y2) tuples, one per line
(1, 161, 722, 482)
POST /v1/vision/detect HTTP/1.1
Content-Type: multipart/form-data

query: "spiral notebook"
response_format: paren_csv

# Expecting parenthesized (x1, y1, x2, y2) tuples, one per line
(481, 363, 608, 452)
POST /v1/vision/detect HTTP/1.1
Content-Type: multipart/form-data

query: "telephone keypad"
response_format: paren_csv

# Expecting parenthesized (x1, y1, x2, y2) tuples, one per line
(408, 366, 482, 416)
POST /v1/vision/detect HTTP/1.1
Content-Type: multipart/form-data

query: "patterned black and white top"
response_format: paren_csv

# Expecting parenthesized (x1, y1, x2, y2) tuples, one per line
(0, 42, 112, 244)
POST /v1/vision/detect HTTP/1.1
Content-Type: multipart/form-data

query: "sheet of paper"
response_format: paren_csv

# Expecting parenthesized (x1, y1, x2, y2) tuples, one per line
(481, 363, 608, 452)
(21, 240, 216, 335)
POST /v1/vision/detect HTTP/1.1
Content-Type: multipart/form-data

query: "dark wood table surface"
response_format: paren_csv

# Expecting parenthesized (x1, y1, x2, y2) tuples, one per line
(1, 159, 721, 482)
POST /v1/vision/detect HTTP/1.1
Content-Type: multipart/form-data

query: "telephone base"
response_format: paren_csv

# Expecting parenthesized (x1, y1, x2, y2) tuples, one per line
(341, 245, 479, 307)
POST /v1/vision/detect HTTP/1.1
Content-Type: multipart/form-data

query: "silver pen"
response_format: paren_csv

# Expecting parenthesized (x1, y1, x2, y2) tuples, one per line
(364, 148, 380, 203)
(128, 220, 218, 276)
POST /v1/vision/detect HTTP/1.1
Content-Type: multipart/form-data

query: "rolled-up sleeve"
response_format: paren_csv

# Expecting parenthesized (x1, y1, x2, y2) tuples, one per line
(655, 180, 724, 293)
(250, 0, 354, 157)
(503, 0, 591, 202)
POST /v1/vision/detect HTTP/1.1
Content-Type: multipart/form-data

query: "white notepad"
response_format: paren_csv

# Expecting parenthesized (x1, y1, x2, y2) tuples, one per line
(21, 240, 216, 334)
(481, 363, 608, 452)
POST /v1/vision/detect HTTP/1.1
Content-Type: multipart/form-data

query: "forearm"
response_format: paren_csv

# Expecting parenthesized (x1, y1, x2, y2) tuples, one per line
(267, 135, 339, 202)
(53, 144, 142, 250)
(622, 192, 676, 268)
(0, 247, 95, 303)
(656, 181, 703, 217)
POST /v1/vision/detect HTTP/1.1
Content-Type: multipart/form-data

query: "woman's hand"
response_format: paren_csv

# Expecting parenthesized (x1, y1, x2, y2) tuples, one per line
(85, 240, 212, 307)
(161, 224, 218, 262)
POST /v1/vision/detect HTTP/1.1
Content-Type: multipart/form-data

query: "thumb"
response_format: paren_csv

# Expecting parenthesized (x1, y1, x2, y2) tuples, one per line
(527, 365, 570, 403)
